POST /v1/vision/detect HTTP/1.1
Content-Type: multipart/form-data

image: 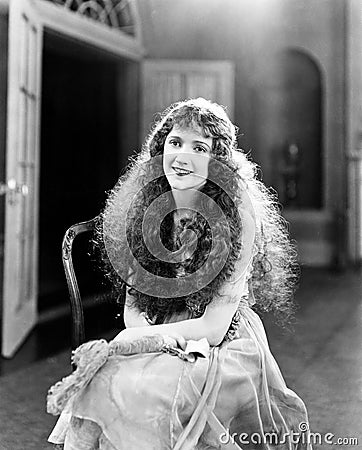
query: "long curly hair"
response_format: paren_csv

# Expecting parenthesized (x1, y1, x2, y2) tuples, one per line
(94, 98, 298, 325)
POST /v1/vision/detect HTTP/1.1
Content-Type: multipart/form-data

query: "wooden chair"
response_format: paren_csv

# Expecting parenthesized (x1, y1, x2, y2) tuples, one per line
(62, 217, 99, 350)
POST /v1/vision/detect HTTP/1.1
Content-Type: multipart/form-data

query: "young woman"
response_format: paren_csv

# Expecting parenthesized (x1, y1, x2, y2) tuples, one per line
(47, 98, 311, 449)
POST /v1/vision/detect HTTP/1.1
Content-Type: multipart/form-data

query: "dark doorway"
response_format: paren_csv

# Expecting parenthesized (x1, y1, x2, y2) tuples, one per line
(39, 32, 124, 316)
(276, 49, 323, 208)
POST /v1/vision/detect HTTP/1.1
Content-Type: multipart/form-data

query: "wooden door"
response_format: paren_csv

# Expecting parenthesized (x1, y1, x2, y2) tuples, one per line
(2, 0, 43, 357)
(141, 60, 234, 140)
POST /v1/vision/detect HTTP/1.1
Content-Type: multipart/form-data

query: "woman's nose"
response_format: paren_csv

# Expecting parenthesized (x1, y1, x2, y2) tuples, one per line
(174, 148, 190, 165)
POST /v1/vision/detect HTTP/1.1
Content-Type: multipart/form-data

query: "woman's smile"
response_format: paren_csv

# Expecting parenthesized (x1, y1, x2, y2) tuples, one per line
(172, 166, 193, 176)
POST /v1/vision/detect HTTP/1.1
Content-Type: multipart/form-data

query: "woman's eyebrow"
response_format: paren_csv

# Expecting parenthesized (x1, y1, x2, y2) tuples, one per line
(194, 140, 211, 149)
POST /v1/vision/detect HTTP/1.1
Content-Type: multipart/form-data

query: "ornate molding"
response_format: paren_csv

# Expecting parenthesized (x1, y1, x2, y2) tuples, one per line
(47, 0, 137, 36)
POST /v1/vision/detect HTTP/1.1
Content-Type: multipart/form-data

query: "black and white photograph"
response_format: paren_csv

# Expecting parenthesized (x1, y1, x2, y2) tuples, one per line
(0, 0, 361, 449)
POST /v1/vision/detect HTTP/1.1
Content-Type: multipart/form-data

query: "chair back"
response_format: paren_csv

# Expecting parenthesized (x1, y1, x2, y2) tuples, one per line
(62, 217, 99, 350)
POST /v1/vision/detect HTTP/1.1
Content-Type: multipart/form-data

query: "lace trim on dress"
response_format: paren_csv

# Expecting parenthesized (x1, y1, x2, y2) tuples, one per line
(186, 294, 251, 344)
(222, 295, 250, 343)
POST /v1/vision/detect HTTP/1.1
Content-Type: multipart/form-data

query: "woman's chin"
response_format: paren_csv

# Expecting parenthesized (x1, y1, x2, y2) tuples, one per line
(167, 176, 192, 190)
(167, 176, 206, 192)
(170, 182, 202, 191)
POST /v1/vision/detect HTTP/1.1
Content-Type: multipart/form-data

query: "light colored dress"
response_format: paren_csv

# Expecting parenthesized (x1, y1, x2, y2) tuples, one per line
(48, 263, 311, 450)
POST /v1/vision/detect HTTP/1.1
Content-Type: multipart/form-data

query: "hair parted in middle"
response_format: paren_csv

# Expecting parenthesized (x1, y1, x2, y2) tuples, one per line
(94, 98, 299, 325)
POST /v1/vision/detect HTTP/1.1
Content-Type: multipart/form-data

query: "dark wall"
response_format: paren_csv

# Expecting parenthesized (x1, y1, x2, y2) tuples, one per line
(270, 50, 323, 208)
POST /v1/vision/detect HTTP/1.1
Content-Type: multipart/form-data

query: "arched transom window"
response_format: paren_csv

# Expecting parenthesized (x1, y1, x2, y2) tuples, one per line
(47, 0, 139, 37)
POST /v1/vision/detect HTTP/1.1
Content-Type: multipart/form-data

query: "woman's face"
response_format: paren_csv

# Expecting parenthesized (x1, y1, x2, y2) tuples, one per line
(163, 125, 213, 191)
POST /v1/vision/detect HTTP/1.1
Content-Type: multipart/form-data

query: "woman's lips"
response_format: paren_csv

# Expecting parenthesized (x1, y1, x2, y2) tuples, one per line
(172, 166, 193, 176)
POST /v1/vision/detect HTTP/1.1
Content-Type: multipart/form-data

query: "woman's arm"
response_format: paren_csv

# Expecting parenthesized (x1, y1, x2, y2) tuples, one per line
(117, 299, 239, 347)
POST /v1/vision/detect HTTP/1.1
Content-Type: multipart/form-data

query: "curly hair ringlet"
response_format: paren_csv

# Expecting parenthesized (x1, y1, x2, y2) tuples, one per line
(93, 98, 299, 326)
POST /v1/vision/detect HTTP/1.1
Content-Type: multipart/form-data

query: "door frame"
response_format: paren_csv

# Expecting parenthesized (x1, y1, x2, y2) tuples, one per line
(1, 0, 144, 357)
(0, 0, 144, 60)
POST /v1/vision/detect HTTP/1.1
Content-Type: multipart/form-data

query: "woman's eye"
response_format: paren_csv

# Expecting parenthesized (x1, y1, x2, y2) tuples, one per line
(194, 145, 207, 153)
(169, 139, 181, 147)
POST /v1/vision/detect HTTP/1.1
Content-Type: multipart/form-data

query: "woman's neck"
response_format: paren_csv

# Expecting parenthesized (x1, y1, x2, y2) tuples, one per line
(172, 189, 198, 219)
